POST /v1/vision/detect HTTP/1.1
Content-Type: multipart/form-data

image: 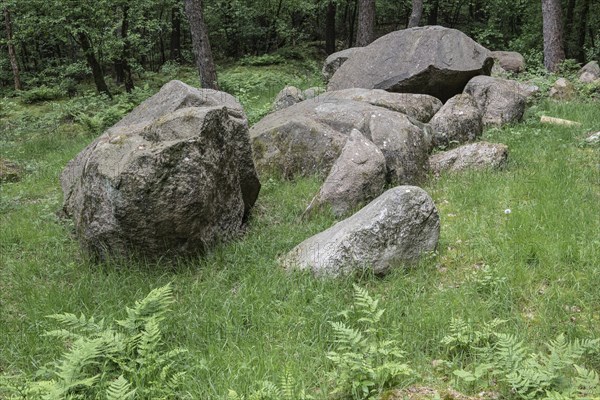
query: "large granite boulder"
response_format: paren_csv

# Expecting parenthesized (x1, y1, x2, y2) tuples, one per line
(579, 61, 600, 83)
(315, 88, 442, 123)
(304, 129, 386, 217)
(327, 26, 493, 102)
(284, 186, 440, 277)
(490, 51, 525, 74)
(430, 94, 483, 148)
(322, 47, 363, 83)
(429, 142, 508, 176)
(463, 76, 526, 126)
(250, 98, 431, 183)
(60, 80, 261, 260)
(272, 86, 304, 112)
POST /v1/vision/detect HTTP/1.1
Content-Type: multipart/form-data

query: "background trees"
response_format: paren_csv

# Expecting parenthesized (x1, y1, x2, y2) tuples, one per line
(1, 0, 599, 94)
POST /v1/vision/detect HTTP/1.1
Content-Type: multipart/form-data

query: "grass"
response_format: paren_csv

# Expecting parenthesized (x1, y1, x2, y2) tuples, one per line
(0, 60, 599, 398)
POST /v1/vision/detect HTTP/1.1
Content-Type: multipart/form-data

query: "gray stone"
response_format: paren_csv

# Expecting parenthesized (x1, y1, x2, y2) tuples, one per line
(314, 88, 442, 122)
(579, 61, 600, 83)
(284, 186, 440, 277)
(464, 76, 526, 126)
(490, 51, 526, 73)
(302, 87, 326, 100)
(272, 86, 304, 112)
(328, 26, 493, 102)
(584, 131, 600, 145)
(60, 80, 260, 261)
(305, 129, 386, 217)
(430, 94, 483, 148)
(250, 98, 431, 183)
(322, 47, 362, 83)
(549, 78, 576, 100)
(429, 142, 508, 175)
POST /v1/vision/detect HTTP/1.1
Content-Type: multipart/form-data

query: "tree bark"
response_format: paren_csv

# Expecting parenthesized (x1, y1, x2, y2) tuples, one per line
(542, 0, 566, 72)
(184, 0, 219, 90)
(76, 32, 111, 97)
(356, 0, 375, 46)
(407, 0, 424, 28)
(117, 5, 134, 93)
(427, 0, 439, 25)
(170, 5, 182, 61)
(576, 0, 590, 63)
(325, 1, 336, 54)
(3, 7, 22, 91)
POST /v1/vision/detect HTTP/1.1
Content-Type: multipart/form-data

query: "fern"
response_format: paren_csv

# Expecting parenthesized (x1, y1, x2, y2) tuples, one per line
(326, 285, 415, 400)
(3, 283, 189, 400)
(106, 375, 136, 400)
(445, 320, 600, 399)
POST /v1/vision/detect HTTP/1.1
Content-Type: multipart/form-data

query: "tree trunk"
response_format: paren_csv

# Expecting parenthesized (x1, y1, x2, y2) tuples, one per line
(325, 1, 336, 54)
(3, 7, 22, 91)
(564, 0, 576, 58)
(356, 0, 375, 46)
(77, 32, 111, 97)
(170, 5, 182, 61)
(407, 0, 424, 28)
(120, 5, 134, 93)
(576, 0, 590, 63)
(427, 0, 439, 25)
(184, 0, 219, 90)
(542, 0, 566, 72)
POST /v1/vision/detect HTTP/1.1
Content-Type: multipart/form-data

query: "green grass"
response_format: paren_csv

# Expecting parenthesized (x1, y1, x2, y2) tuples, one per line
(1, 62, 599, 398)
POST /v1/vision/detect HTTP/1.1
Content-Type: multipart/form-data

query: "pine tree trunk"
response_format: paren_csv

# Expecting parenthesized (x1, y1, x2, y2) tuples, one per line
(170, 6, 182, 61)
(428, 0, 439, 25)
(120, 5, 134, 93)
(184, 0, 219, 90)
(77, 32, 112, 97)
(3, 7, 22, 91)
(542, 0, 566, 72)
(407, 0, 424, 28)
(325, 1, 336, 54)
(576, 0, 590, 63)
(356, 0, 375, 46)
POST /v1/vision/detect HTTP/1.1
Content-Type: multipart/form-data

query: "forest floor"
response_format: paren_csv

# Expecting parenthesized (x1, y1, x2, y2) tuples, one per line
(1, 59, 599, 399)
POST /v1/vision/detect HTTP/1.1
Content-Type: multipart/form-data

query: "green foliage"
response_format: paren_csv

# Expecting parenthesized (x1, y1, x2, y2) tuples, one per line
(0, 284, 189, 400)
(326, 285, 415, 399)
(227, 370, 314, 400)
(445, 322, 600, 399)
(441, 317, 506, 357)
(239, 54, 286, 67)
(19, 85, 66, 104)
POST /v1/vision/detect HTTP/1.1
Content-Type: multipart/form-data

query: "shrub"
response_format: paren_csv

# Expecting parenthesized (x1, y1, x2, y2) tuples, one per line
(19, 85, 66, 104)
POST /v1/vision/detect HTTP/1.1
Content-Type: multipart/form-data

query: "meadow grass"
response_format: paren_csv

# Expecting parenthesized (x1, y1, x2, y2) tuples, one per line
(0, 64, 599, 398)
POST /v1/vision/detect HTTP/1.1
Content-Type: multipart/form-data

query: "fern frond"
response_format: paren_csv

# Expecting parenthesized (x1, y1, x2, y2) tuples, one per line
(117, 284, 174, 332)
(137, 319, 162, 359)
(106, 375, 136, 400)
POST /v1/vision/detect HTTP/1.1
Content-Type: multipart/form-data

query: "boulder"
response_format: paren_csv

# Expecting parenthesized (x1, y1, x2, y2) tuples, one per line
(549, 78, 576, 100)
(302, 87, 326, 100)
(304, 129, 386, 217)
(284, 186, 440, 277)
(464, 76, 526, 126)
(60, 80, 261, 261)
(579, 61, 600, 83)
(490, 51, 525, 73)
(429, 94, 483, 148)
(429, 142, 508, 175)
(272, 86, 304, 112)
(322, 47, 362, 82)
(327, 26, 493, 102)
(315, 88, 442, 122)
(250, 98, 431, 183)
(0, 158, 23, 183)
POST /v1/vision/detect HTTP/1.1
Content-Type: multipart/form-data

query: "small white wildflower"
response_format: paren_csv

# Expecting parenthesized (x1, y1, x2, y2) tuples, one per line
(504, 209, 511, 214)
